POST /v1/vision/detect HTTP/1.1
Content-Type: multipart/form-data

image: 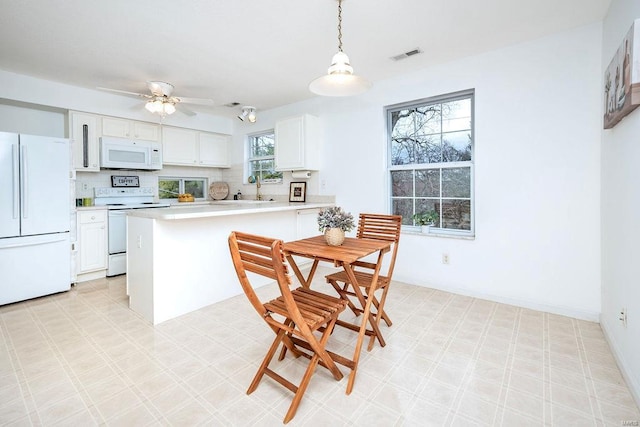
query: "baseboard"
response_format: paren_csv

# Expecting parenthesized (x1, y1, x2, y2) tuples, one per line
(404, 280, 600, 322)
(600, 316, 640, 409)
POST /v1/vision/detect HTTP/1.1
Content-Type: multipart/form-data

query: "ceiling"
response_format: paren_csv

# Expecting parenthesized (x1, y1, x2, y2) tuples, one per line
(0, 0, 611, 118)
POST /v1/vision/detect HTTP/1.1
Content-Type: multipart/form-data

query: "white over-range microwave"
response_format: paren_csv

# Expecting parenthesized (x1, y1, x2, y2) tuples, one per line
(100, 136, 162, 170)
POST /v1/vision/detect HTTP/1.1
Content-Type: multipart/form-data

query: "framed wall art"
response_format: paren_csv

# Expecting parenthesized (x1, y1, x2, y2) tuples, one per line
(604, 18, 640, 129)
(289, 182, 307, 202)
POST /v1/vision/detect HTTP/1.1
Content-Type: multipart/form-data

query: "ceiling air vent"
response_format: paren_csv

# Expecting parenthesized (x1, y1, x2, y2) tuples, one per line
(390, 48, 423, 61)
(224, 102, 241, 108)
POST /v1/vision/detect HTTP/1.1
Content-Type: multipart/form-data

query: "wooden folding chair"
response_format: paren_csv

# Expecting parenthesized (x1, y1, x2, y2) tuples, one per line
(325, 213, 402, 351)
(228, 231, 347, 424)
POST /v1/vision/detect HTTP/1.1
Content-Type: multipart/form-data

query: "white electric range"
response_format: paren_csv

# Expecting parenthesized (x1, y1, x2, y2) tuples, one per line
(94, 187, 170, 276)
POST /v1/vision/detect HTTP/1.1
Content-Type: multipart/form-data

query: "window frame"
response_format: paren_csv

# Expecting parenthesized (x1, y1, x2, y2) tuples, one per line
(158, 176, 208, 202)
(246, 130, 283, 184)
(386, 89, 475, 237)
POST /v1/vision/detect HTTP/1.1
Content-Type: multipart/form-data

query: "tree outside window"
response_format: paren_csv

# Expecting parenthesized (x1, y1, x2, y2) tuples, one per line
(248, 132, 283, 182)
(388, 90, 474, 234)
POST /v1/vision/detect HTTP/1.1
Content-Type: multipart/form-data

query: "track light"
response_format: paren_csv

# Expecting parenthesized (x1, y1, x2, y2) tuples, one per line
(238, 106, 257, 123)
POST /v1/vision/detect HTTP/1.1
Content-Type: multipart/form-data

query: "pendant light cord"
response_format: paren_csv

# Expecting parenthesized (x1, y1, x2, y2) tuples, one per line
(337, 0, 343, 52)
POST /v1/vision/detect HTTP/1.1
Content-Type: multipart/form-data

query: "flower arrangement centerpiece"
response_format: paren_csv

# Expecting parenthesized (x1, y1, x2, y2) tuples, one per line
(317, 206, 355, 246)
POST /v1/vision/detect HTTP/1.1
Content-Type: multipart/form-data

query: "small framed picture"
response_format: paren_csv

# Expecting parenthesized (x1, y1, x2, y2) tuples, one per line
(289, 182, 307, 202)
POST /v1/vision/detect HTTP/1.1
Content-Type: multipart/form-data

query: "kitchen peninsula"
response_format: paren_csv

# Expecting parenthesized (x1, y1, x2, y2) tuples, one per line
(126, 201, 332, 324)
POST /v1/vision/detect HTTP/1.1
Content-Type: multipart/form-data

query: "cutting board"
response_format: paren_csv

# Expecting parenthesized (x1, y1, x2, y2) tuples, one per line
(208, 182, 229, 200)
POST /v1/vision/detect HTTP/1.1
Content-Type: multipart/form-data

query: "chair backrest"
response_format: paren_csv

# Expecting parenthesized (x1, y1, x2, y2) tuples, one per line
(228, 231, 292, 317)
(355, 213, 403, 278)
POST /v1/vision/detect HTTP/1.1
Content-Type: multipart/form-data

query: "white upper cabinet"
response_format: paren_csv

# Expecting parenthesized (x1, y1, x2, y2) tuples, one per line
(198, 133, 230, 167)
(162, 127, 198, 165)
(275, 114, 320, 171)
(69, 111, 101, 172)
(162, 126, 230, 168)
(102, 117, 160, 141)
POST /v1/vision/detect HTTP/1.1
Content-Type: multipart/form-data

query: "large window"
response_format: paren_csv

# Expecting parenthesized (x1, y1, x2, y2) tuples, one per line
(158, 177, 207, 201)
(247, 131, 283, 183)
(388, 90, 474, 235)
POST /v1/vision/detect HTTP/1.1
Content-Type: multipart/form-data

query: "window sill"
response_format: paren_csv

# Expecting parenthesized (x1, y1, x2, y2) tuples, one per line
(403, 229, 475, 240)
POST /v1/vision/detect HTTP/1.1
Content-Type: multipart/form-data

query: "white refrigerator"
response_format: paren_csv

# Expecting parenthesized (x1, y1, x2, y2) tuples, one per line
(0, 132, 71, 305)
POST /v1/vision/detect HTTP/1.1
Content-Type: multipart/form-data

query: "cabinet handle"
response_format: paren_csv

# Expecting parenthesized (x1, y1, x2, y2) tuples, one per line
(82, 124, 89, 168)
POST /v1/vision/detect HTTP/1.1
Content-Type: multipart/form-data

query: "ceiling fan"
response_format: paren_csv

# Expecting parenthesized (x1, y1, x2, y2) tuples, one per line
(97, 81, 214, 116)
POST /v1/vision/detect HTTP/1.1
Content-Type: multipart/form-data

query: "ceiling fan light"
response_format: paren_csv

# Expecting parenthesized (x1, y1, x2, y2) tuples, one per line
(163, 102, 176, 115)
(247, 110, 257, 123)
(145, 100, 156, 113)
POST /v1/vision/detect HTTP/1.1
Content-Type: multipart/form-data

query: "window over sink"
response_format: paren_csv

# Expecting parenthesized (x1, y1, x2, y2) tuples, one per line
(247, 131, 283, 183)
(158, 177, 207, 201)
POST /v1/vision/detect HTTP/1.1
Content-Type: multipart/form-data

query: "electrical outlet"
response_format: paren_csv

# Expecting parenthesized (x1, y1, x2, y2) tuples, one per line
(619, 308, 627, 327)
(442, 253, 450, 265)
(82, 183, 88, 191)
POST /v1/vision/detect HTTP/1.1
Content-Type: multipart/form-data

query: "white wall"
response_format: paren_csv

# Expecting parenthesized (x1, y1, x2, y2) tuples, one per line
(248, 22, 603, 321)
(600, 0, 640, 406)
(0, 101, 66, 137)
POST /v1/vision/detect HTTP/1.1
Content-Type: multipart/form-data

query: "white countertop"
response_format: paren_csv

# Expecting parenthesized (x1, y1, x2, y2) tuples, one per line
(126, 201, 332, 220)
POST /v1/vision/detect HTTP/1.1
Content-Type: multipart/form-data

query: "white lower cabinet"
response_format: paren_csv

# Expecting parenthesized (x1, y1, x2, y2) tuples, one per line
(77, 210, 107, 279)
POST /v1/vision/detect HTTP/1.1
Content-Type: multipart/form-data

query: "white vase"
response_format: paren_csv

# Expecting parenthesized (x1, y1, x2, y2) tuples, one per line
(421, 225, 432, 234)
(324, 228, 345, 246)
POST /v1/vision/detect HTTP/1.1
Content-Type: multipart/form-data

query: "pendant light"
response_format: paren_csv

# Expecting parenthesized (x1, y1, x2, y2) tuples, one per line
(309, 0, 371, 97)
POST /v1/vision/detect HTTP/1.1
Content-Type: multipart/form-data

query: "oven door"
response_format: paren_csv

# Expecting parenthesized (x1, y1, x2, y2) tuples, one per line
(108, 210, 127, 254)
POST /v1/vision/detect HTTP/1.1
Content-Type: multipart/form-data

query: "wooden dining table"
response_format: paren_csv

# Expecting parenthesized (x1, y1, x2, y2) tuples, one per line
(282, 234, 391, 395)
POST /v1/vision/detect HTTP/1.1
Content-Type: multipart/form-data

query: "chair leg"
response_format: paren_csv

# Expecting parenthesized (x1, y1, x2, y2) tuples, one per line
(247, 329, 287, 394)
(327, 279, 361, 316)
(283, 318, 343, 424)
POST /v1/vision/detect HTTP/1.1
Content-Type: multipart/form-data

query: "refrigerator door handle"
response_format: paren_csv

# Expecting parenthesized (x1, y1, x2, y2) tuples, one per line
(0, 235, 68, 250)
(20, 145, 28, 219)
(12, 143, 19, 219)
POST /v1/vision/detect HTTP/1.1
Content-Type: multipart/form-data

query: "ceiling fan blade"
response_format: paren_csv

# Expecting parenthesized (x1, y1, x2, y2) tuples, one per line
(97, 87, 151, 99)
(174, 96, 214, 106)
(177, 105, 197, 116)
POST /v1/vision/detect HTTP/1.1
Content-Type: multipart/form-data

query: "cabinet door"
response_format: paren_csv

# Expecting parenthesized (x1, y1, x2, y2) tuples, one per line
(101, 117, 131, 138)
(198, 133, 230, 167)
(132, 121, 160, 141)
(70, 112, 100, 171)
(275, 116, 305, 170)
(162, 127, 198, 165)
(78, 211, 107, 273)
(275, 114, 320, 171)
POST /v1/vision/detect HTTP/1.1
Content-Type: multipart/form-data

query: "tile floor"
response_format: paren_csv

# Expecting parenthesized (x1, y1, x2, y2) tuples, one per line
(1, 268, 639, 426)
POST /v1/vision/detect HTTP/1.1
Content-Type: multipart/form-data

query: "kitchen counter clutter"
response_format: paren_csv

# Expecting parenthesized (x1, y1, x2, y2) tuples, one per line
(126, 202, 331, 324)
